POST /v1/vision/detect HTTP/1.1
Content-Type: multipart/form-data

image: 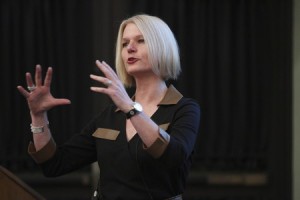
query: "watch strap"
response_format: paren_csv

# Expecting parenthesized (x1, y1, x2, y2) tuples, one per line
(126, 108, 140, 119)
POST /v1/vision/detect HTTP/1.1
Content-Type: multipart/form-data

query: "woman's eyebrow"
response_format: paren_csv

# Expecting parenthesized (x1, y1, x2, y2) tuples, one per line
(122, 34, 144, 41)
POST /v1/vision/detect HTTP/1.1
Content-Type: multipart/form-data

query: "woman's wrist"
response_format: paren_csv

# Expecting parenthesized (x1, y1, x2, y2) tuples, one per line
(120, 101, 135, 113)
(30, 111, 48, 126)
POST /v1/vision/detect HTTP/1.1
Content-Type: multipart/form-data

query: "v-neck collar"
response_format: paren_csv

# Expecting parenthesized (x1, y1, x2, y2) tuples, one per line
(115, 84, 183, 113)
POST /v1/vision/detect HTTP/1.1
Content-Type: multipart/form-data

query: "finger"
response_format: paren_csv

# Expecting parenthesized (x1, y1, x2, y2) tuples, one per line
(95, 60, 117, 80)
(95, 60, 109, 77)
(44, 67, 53, 87)
(35, 64, 43, 86)
(90, 86, 109, 95)
(90, 74, 112, 87)
(26, 72, 34, 87)
(54, 98, 72, 106)
(17, 86, 30, 98)
(101, 61, 119, 79)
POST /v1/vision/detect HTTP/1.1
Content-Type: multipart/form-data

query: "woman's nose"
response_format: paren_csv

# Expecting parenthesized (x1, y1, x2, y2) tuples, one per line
(127, 42, 136, 53)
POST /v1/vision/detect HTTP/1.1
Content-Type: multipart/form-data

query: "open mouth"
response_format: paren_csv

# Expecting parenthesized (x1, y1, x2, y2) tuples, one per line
(127, 57, 139, 64)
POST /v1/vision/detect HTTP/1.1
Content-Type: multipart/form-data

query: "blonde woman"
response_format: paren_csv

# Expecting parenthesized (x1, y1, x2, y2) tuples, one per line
(17, 14, 200, 200)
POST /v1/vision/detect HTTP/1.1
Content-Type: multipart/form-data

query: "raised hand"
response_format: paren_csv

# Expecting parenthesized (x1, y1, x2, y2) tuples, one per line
(90, 60, 133, 112)
(17, 65, 71, 116)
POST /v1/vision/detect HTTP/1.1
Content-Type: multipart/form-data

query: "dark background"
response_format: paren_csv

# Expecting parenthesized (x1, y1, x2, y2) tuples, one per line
(0, 0, 292, 200)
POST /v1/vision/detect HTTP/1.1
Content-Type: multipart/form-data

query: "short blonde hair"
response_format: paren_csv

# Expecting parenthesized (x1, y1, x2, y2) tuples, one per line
(115, 14, 181, 87)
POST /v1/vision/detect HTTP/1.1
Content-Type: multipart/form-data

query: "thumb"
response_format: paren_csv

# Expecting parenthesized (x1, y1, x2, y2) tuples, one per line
(54, 98, 71, 106)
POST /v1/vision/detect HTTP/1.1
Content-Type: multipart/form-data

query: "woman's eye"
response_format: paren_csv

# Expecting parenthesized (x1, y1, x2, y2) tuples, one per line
(138, 39, 145, 43)
(122, 42, 128, 47)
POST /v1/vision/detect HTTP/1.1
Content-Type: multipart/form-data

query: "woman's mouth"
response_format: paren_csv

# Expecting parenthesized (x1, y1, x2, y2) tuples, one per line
(127, 57, 138, 64)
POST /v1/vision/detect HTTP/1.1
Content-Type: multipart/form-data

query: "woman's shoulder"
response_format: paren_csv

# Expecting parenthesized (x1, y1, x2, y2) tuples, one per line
(178, 96, 200, 111)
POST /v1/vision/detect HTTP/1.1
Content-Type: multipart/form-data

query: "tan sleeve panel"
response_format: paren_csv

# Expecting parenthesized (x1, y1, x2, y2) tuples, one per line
(28, 138, 56, 164)
(92, 128, 120, 140)
(158, 123, 170, 131)
(143, 128, 170, 158)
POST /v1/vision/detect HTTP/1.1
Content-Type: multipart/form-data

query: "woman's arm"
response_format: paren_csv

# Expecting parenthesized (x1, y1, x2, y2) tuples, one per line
(17, 65, 71, 151)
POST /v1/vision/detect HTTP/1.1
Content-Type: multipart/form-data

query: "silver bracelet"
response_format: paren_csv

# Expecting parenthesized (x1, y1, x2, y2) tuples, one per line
(30, 123, 49, 134)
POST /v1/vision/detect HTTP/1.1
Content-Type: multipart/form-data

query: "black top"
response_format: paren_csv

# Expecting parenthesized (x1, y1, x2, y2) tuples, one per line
(34, 85, 200, 200)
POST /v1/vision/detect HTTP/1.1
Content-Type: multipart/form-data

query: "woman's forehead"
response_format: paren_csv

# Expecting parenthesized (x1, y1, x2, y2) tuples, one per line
(122, 23, 143, 39)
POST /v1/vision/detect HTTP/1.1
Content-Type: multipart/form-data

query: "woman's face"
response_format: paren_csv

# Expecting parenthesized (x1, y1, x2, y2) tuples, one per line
(121, 23, 152, 77)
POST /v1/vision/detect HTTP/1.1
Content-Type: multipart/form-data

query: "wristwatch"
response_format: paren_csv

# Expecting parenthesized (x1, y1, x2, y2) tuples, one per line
(126, 102, 143, 119)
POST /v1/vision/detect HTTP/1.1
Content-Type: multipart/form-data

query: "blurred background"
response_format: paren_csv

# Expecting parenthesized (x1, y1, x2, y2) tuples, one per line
(0, 0, 297, 199)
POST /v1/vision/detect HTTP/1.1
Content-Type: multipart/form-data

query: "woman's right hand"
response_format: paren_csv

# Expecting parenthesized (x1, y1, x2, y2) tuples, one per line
(17, 65, 71, 116)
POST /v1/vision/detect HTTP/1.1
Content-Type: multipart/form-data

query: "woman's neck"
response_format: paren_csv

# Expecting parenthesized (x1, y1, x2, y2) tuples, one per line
(134, 80, 167, 105)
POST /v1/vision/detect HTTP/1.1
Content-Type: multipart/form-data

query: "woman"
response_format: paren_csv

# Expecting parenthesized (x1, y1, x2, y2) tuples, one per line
(17, 14, 200, 200)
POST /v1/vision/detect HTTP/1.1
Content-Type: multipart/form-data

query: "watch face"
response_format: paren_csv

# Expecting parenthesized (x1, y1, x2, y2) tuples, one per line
(133, 102, 143, 112)
(126, 102, 143, 119)
(129, 110, 135, 116)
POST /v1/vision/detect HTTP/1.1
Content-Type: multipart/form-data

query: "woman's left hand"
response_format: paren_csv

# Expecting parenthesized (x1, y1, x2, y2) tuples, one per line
(90, 60, 133, 112)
